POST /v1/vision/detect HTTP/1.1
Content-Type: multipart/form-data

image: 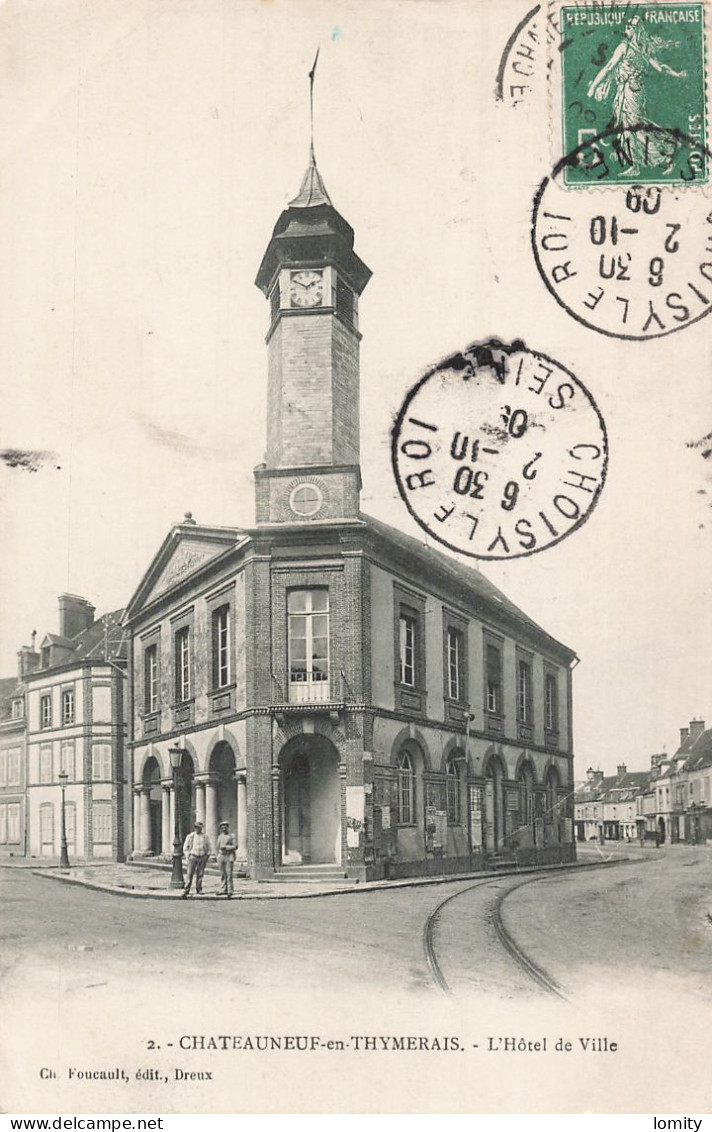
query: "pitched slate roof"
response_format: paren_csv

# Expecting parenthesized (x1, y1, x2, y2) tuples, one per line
(70, 609, 127, 663)
(27, 609, 128, 675)
(682, 728, 712, 773)
(0, 676, 22, 722)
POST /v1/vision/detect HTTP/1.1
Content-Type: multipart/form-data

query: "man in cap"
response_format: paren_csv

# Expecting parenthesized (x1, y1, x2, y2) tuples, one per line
(216, 820, 237, 898)
(181, 820, 212, 898)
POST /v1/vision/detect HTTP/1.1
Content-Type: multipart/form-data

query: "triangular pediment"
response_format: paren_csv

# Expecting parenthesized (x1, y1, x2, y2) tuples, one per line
(125, 520, 245, 621)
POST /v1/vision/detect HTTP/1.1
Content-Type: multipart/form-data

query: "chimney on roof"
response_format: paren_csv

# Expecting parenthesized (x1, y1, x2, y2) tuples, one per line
(650, 753, 664, 770)
(689, 719, 705, 742)
(617, 763, 627, 779)
(680, 727, 689, 746)
(17, 645, 40, 678)
(59, 594, 95, 640)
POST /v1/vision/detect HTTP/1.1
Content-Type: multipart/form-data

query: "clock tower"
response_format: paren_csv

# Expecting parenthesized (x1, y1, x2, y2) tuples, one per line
(254, 151, 371, 525)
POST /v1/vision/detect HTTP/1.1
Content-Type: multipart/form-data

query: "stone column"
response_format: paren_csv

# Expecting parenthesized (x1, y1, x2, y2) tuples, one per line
(205, 779, 219, 849)
(195, 780, 206, 827)
(139, 787, 151, 853)
(161, 783, 171, 855)
(236, 772, 247, 862)
(271, 763, 282, 870)
(132, 788, 141, 855)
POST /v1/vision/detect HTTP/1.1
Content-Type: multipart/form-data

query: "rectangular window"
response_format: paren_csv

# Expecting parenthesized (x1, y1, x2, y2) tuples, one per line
(545, 672, 559, 730)
(0, 805, 5, 842)
(518, 659, 532, 722)
(40, 803, 54, 846)
(175, 628, 190, 703)
(11, 698, 23, 720)
(92, 744, 112, 781)
(447, 627, 464, 702)
(92, 801, 112, 843)
(7, 747, 21, 787)
(61, 688, 75, 726)
(399, 615, 416, 687)
(40, 694, 52, 729)
(40, 745, 53, 784)
(288, 590, 329, 703)
(7, 803, 20, 844)
(0, 751, 6, 788)
(213, 605, 230, 689)
(336, 277, 355, 326)
(270, 283, 280, 323)
(486, 643, 502, 714)
(60, 741, 75, 782)
(145, 645, 158, 714)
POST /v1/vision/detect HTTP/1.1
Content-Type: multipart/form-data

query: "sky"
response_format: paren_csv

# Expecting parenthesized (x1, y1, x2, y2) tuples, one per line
(0, 0, 710, 776)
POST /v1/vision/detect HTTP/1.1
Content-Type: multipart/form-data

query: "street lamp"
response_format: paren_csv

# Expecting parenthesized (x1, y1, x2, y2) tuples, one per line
(58, 770, 70, 869)
(168, 746, 185, 888)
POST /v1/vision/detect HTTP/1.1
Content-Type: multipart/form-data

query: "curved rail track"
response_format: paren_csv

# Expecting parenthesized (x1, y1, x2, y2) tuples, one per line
(423, 868, 596, 1002)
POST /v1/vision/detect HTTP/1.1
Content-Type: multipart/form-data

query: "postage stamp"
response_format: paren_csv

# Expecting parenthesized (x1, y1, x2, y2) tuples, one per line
(532, 133, 712, 337)
(391, 340, 608, 561)
(552, 1, 708, 187)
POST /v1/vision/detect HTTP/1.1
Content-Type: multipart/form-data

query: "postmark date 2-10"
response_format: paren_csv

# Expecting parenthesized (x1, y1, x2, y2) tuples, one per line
(392, 342, 608, 561)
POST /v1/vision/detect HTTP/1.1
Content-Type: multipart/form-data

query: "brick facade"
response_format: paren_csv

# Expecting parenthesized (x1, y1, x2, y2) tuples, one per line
(123, 155, 577, 880)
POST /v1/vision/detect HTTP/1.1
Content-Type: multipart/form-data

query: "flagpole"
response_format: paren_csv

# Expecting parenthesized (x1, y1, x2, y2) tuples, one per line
(308, 47, 320, 162)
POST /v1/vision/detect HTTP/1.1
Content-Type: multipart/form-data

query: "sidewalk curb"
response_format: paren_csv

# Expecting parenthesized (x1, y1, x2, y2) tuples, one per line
(28, 855, 631, 902)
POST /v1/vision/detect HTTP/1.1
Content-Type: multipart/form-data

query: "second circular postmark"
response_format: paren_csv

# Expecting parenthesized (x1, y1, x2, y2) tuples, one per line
(532, 126, 712, 341)
(392, 340, 608, 561)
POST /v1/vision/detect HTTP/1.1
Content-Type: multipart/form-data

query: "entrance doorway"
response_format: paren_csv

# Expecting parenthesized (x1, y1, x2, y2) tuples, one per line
(658, 816, 666, 844)
(279, 736, 341, 865)
(142, 755, 162, 855)
(209, 741, 237, 831)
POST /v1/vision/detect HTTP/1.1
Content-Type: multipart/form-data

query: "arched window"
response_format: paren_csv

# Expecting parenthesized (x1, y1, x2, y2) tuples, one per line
(518, 763, 535, 828)
(397, 751, 414, 825)
(446, 758, 461, 824)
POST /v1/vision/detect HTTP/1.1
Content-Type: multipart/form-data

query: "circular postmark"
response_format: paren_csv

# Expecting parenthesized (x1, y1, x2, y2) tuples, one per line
(532, 126, 712, 340)
(391, 340, 608, 561)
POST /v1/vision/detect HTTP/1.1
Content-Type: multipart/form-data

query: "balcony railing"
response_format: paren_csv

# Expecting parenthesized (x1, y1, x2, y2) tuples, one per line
(288, 679, 330, 705)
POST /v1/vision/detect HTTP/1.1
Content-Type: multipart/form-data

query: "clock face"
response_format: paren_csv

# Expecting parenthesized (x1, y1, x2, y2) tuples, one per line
(289, 270, 324, 308)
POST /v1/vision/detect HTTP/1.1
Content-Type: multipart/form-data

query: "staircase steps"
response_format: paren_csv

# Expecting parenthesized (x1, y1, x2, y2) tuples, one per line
(268, 864, 356, 885)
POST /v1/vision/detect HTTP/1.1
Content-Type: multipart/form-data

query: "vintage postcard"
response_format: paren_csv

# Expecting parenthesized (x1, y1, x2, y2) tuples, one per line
(1, 0, 711, 1117)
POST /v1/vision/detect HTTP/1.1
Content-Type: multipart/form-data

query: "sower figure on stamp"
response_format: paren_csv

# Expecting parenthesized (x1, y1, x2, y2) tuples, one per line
(181, 820, 212, 899)
(216, 820, 237, 898)
(586, 16, 686, 174)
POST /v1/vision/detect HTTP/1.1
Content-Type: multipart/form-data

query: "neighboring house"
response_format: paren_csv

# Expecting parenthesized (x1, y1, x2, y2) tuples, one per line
(123, 153, 578, 881)
(575, 764, 655, 842)
(0, 671, 28, 857)
(23, 596, 129, 860)
(653, 720, 711, 845)
(574, 767, 605, 841)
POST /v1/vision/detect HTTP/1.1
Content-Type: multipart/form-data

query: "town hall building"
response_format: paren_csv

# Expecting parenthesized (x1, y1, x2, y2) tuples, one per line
(123, 153, 577, 881)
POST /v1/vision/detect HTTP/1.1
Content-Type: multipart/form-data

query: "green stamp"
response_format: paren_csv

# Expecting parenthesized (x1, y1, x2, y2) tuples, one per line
(560, 3, 708, 186)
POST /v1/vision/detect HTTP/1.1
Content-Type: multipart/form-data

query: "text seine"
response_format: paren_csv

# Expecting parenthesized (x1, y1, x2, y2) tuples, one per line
(487, 1036, 617, 1053)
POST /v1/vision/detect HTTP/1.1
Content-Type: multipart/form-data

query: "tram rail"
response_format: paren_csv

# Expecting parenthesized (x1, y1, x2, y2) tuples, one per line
(423, 860, 626, 1001)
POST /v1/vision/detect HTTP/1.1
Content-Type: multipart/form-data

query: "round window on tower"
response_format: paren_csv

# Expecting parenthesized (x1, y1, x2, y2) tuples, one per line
(289, 482, 323, 517)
